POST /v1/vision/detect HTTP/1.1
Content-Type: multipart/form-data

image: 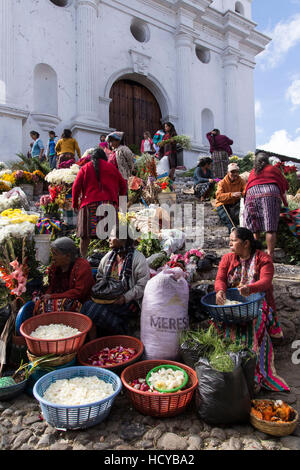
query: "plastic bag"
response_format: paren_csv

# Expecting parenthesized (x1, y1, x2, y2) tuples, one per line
(195, 351, 255, 425)
(160, 229, 186, 256)
(141, 267, 189, 360)
(187, 283, 214, 322)
(156, 156, 170, 176)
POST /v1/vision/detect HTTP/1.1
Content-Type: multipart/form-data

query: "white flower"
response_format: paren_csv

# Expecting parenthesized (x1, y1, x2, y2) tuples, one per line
(45, 166, 80, 185)
(0, 169, 11, 177)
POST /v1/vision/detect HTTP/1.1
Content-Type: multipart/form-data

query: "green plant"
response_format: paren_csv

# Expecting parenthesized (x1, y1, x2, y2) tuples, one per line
(10, 154, 51, 175)
(182, 167, 196, 178)
(137, 233, 162, 258)
(238, 152, 255, 173)
(180, 325, 248, 373)
(129, 144, 141, 156)
(286, 173, 300, 196)
(277, 219, 300, 265)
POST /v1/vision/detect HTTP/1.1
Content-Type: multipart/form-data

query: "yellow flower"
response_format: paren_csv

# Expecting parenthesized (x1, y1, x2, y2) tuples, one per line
(1, 173, 16, 185)
(33, 170, 45, 179)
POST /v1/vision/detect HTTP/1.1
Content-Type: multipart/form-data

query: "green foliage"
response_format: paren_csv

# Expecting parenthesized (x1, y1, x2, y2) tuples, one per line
(238, 152, 255, 173)
(277, 219, 300, 265)
(182, 167, 196, 178)
(9, 154, 51, 175)
(137, 233, 162, 258)
(180, 325, 248, 373)
(70, 234, 110, 257)
(286, 172, 300, 196)
(129, 144, 141, 156)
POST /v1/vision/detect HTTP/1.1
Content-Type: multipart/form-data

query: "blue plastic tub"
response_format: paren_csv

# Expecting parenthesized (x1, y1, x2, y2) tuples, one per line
(33, 366, 122, 430)
(201, 288, 265, 325)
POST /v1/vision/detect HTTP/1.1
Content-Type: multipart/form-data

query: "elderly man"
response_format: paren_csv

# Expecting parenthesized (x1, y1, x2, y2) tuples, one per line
(215, 163, 246, 233)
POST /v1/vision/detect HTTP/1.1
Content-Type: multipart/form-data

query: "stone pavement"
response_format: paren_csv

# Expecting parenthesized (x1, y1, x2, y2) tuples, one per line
(1, 175, 300, 451)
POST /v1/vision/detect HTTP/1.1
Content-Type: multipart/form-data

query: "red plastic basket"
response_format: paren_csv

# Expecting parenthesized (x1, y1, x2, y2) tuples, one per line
(77, 335, 144, 374)
(20, 312, 92, 356)
(121, 360, 198, 418)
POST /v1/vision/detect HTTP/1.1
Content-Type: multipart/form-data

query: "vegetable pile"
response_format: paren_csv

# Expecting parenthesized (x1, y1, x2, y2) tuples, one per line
(147, 368, 186, 392)
(251, 400, 295, 423)
(180, 326, 248, 373)
(87, 346, 137, 367)
(43, 376, 114, 406)
(30, 324, 80, 340)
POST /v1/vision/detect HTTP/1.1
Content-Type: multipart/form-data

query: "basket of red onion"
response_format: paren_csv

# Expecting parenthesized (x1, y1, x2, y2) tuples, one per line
(77, 335, 144, 373)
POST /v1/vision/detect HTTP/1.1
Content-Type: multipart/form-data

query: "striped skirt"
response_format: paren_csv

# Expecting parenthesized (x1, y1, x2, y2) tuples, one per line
(212, 151, 229, 180)
(77, 201, 117, 239)
(244, 184, 282, 233)
(214, 301, 290, 392)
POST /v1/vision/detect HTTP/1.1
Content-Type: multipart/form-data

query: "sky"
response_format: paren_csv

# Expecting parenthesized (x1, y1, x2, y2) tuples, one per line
(252, 0, 300, 158)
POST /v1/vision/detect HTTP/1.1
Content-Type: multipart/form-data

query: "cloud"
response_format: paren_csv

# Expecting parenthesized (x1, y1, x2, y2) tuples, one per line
(258, 14, 300, 69)
(255, 100, 262, 118)
(286, 79, 300, 109)
(259, 129, 300, 158)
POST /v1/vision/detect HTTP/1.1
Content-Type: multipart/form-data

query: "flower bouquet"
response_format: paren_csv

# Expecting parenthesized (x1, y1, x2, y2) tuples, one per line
(158, 135, 192, 150)
(58, 159, 76, 169)
(13, 171, 33, 186)
(45, 165, 80, 186)
(32, 170, 45, 196)
(167, 254, 185, 270)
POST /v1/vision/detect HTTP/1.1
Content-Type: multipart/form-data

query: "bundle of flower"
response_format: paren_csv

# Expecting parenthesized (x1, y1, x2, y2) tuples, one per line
(0, 171, 16, 188)
(77, 155, 91, 167)
(58, 159, 76, 169)
(0, 181, 12, 193)
(0, 238, 29, 299)
(31, 170, 45, 183)
(0, 210, 39, 245)
(158, 135, 192, 150)
(0, 209, 39, 225)
(183, 248, 205, 265)
(45, 165, 80, 186)
(156, 176, 173, 193)
(167, 254, 185, 270)
(275, 161, 297, 175)
(136, 153, 155, 180)
(251, 400, 295, 423)
(87, 346, 137, 367)
(13, 170, 33, 186)
(0, 190, 28, 213)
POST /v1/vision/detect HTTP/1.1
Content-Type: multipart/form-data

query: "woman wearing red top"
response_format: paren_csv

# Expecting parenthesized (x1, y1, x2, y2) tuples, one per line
(214, 227, 289, 392)
(72, 148, 128, 258)
(206, 129, 233, 180)
(243, 152, 289, 259)
(36, 237, 95, 314)
(158, 122, 178, 181)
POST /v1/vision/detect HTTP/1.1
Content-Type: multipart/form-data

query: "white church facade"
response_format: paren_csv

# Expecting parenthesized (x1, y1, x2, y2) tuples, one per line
(0, 0, 270, 168)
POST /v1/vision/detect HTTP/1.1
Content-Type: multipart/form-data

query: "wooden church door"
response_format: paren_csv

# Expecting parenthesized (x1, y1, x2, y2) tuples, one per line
(109, 79, 162, 148)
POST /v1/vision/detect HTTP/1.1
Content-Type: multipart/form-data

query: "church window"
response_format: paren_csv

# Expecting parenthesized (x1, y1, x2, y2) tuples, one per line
(201, 108, 214, 144)
(235, 1, 245, 15)
(196, 46, 211, 64)
(130, 20, 150, 43)
(49, 0, 69, 6)
(34, 64, 58, 116)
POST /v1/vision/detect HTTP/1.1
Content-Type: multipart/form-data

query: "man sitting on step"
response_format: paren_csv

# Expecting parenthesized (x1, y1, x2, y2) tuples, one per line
(215, 163, 246, 233)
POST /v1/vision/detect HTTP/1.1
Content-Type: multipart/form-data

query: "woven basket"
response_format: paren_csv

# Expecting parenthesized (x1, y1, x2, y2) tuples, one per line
(77, 335, 144, 374)
(20, 312, 92, 356)
(250, 400, 299, 437)
(27, 350, 77, 368)
(121, 359, 198, 418)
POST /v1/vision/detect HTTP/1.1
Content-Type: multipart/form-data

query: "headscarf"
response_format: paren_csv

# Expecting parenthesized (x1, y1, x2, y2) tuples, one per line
(51, 237, 80, 263)
(106, 131, 125, 143)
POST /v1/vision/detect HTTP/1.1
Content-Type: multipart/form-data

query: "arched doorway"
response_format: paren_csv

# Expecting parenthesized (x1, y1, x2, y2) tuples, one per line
(109, 79, 162, 148)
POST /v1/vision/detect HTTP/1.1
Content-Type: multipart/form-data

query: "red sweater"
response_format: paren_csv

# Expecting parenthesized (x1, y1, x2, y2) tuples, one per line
(206, 133, 233, 156)
(245, 165, 289, 206)
(46, 258, 95, 303)
(72, 160, 127, 210)
(215, 250, 276, 311)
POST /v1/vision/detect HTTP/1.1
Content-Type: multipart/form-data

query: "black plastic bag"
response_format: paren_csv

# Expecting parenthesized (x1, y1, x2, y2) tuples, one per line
(180, 340, 204, 369)
(197, 252, 220, 273)
(188, 284, 214, 322)
(87, 252, 106, 268)
(195, 352, 253, 425)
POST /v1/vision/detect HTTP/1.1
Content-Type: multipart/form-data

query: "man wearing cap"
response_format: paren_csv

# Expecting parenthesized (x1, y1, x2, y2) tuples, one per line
(215, 163, 246, 233)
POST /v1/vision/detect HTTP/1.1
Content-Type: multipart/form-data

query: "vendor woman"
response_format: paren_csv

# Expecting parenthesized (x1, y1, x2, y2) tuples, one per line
(37, 237, 95, 314)
(81, 223, 150, 338)
(215, 227, 289, 392)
